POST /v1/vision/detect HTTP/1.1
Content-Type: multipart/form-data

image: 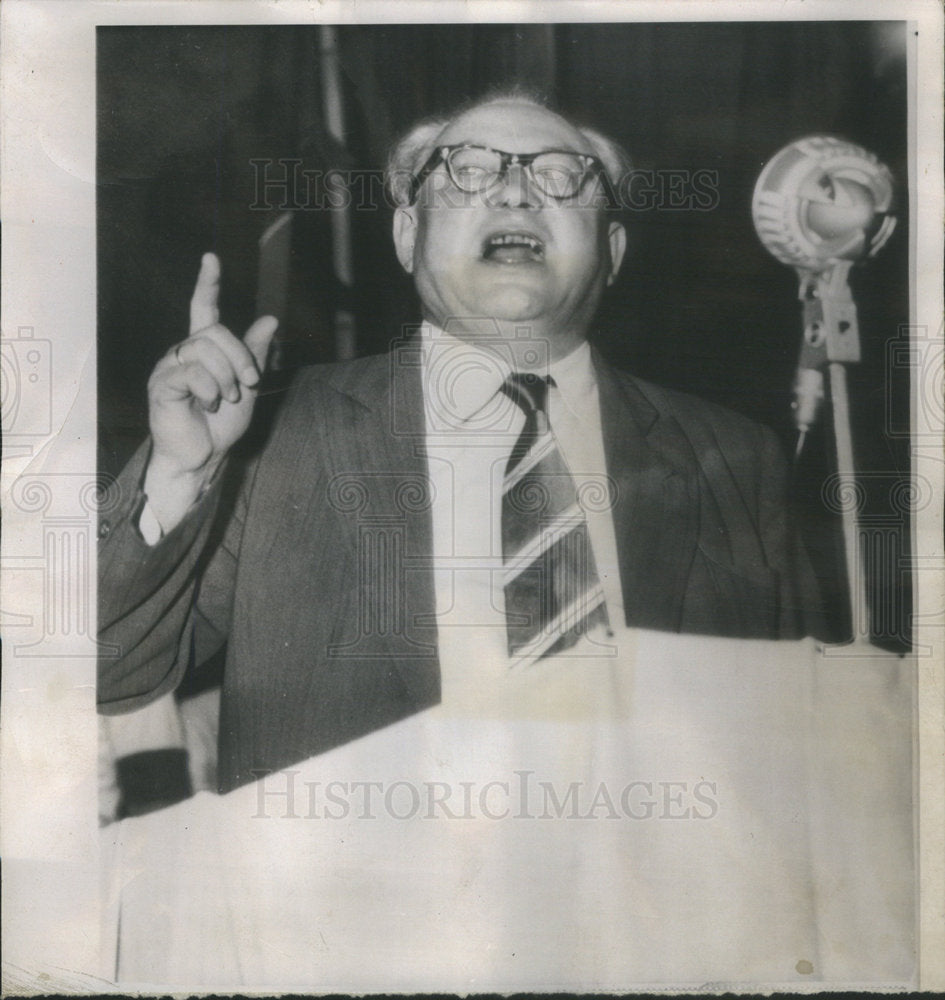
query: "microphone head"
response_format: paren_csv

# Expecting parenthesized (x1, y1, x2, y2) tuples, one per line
(752, 135, 896, 270)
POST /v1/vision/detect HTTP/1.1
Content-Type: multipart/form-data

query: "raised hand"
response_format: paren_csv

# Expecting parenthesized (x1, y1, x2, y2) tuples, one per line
(143, 253, 278, 532)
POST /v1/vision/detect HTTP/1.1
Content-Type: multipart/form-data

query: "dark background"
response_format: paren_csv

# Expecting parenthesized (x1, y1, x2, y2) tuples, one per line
(97, 21, 911, 648)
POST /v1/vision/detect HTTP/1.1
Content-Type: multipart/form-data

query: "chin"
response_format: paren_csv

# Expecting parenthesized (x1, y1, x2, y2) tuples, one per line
(473, 286, 549, 324)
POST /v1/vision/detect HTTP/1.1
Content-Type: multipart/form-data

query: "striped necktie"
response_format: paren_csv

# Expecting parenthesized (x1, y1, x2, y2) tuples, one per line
(501, 372, 609, 664)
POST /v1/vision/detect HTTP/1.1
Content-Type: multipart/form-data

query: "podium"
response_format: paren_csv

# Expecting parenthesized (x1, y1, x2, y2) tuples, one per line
(100, 628, 915, 991)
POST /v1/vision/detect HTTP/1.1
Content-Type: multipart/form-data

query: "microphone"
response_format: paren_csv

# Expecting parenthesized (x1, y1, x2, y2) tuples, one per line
(752, 135, 895, 271)
(752, 136, 896, 451)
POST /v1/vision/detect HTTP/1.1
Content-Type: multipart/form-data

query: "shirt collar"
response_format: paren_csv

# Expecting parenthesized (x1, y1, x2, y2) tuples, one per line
(420, 321, 595, 425)
(548, 340, 596, 422)
(420, 322, 512, 425)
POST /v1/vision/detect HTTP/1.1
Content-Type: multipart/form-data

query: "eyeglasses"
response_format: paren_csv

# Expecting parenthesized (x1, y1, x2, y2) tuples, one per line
(409, 144, 613, 205)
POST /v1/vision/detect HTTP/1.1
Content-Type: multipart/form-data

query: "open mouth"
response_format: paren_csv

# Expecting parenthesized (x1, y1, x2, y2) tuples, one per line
(481, 231, 545, 264)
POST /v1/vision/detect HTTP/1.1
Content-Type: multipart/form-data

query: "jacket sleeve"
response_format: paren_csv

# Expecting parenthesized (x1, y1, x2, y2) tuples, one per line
(97, 440, 248, 715)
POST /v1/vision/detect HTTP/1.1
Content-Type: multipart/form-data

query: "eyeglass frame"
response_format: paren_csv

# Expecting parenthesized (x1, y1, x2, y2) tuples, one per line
(407, 143, 618, 208)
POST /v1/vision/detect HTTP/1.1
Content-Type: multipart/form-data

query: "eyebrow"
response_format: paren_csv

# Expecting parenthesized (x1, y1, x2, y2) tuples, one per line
(448, 142, 590, 155)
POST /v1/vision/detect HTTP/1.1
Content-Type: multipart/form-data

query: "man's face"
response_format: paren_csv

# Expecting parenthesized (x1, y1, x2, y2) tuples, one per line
(393, 101, 626, 360)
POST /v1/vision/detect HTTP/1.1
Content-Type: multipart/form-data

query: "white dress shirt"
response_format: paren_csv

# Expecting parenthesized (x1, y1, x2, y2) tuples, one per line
(420, 323, 624, 703)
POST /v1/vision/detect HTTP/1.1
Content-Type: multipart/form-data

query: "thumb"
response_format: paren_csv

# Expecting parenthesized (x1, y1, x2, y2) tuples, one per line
(242, 315, 278, 381)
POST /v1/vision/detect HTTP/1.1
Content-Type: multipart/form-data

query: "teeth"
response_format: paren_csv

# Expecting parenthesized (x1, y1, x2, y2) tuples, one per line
(488, 234, 542, 252)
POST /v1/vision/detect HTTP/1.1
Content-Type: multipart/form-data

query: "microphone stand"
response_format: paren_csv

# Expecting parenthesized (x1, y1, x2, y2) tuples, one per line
(796, 261, 870, 642)
(752, 136, 896, 647)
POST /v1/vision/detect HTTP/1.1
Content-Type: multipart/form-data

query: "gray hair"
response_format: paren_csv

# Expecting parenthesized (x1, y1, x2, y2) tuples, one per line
(386, 91, 632, 208)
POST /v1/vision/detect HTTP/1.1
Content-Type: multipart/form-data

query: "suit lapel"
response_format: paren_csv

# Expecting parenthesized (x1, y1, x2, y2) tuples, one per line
(326, 342, 441, 708)
(594, 352, 700, 632)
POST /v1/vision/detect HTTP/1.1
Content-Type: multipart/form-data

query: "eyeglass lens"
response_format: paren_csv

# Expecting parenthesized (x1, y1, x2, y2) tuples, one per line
(447, 146, 590, 199)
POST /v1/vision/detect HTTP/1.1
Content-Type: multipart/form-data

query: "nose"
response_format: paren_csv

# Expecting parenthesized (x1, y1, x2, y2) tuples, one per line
(488, 162, 541, 209)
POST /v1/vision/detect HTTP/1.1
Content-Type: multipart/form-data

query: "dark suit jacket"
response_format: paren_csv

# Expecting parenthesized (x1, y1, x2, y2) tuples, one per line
(98, 344, 823, 791)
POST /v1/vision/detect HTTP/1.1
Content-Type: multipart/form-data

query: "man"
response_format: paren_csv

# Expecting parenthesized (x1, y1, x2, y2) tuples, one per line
(98, 94, 822, 792)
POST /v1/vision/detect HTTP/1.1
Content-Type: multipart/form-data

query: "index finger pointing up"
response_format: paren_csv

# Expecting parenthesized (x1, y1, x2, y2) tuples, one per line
(189, 252, 221, 335)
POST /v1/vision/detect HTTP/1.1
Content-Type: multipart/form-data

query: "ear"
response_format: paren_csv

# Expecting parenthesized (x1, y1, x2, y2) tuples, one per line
(605, 220, 627, 286)
(393, 205, 418, 274)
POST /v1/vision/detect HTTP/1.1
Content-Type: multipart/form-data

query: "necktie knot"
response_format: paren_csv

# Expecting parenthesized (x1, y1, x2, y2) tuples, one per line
(502, 372, 552, 417)
(501, 373, 553, 474)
